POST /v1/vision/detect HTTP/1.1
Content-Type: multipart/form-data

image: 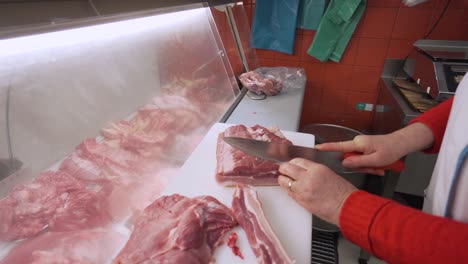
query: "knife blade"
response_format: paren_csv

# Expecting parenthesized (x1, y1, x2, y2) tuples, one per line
(223, 137, 405, 174)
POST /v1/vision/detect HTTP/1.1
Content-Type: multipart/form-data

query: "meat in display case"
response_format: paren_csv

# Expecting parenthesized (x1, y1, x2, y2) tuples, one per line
(0, 4, 241, 262)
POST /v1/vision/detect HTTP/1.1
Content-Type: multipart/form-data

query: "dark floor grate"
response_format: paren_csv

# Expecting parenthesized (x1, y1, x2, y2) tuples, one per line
(311, 229, 339, 264)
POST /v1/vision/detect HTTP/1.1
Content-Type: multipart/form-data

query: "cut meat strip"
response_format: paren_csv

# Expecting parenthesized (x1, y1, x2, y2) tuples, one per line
(0, 229, 126, 264)
(232, 185, 293, 264)
(0, 171, 81, 242)
(114, 194, 237, 264)
(227, 232, 243, 259)
(216, 125, 292, 186)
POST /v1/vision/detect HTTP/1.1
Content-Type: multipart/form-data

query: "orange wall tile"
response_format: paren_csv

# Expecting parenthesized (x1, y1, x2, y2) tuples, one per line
(238, 0, 468, 132)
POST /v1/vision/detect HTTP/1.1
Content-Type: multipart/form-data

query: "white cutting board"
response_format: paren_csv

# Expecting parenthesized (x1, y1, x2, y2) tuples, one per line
(163, 123, 314, 264)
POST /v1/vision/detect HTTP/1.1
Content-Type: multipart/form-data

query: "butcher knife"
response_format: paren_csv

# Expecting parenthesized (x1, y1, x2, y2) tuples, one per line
(223, 137, 405, 174)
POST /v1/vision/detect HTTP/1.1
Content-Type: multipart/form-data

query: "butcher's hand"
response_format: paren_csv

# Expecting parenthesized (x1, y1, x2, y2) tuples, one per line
(315, 122, 434, 176)
(278, 158, 357, 226)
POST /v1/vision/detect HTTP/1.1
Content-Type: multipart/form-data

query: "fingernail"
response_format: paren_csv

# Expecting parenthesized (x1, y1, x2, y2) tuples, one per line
(342, 159, 352, 167)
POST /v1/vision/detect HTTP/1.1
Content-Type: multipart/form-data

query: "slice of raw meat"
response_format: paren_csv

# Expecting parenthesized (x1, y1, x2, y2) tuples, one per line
(227, 232, 243, 259)
(113, 194, 237, 264)
(0, 171, 81, 242)
(232, 185, 292, 264)
(0, 229, 126, 264)
(216, 125, 292, 186)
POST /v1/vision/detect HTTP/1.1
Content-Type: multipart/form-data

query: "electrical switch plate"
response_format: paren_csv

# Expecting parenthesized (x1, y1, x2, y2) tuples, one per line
(356, 102, 374, 111)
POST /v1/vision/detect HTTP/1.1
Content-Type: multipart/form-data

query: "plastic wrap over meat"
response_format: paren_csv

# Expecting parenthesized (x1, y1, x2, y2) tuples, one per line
(0, 229, 126, 264)
(239, 67, 306, 96)
(0, 5, 241, 263)
(0, 171, 82, 242)
(216, 125, 292, 186)
(59, 138, 177, 221)
(239, 71, 282, 96)
(113, 194, 237, 264)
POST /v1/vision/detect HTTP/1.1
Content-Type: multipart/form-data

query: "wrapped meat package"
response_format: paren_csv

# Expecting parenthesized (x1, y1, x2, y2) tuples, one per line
(239, 67, 306, 96)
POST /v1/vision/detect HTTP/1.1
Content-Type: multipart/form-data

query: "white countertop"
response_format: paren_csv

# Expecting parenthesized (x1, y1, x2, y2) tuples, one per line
(163, 123, 313, 264)
(226, 87, 305, 132)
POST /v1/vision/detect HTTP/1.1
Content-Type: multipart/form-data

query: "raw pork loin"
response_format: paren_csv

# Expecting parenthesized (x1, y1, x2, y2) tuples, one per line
(232, 185, 292, 264)
(216, 124, 292, 186)
(114, 194, 237, 264)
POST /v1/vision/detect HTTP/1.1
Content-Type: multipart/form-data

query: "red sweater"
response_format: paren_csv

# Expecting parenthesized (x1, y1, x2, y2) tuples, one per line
(340, 97, 468, 264)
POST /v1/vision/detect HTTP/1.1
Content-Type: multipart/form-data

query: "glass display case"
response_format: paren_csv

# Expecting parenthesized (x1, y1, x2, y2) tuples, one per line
(0, 3, 242, 262)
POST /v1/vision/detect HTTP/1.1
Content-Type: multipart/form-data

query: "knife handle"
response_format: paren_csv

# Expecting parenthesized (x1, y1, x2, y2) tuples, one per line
(343, 152, 405, 173)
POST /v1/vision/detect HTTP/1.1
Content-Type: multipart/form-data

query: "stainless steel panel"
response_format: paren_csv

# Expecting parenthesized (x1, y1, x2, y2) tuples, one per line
(371, 59, 437, 196)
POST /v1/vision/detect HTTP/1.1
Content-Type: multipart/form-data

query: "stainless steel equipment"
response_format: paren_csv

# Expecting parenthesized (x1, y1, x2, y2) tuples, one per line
(374, 59, 438, 197)
(406, 40, 468, 101)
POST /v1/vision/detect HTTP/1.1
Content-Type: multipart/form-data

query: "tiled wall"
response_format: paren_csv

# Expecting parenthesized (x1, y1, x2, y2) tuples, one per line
(238, 0, 468, 132)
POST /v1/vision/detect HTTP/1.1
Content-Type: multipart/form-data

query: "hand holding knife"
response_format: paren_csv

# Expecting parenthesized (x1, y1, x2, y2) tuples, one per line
(223, 137, 405, 174)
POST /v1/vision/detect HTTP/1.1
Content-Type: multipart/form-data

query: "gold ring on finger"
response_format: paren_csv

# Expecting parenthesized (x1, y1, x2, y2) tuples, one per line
(288, 180, 295, 192)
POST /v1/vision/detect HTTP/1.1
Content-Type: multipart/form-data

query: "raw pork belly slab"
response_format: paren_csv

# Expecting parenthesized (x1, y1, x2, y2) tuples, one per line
(0, 171, 81, 242)
(216, 125, 292, 186)
(114, 194, 237, 264)
(0, 229, 126, 264)
(232, 185, 293, 264)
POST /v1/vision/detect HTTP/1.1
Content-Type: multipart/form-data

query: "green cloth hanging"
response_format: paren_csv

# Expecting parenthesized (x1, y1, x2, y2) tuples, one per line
(307, 0, 366, 62)
(296, 0, 326, 30)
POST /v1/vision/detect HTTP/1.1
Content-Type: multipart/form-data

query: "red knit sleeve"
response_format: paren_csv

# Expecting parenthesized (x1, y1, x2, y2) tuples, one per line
(340, 191, 468, 264)
(408, 97, 453, 153)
